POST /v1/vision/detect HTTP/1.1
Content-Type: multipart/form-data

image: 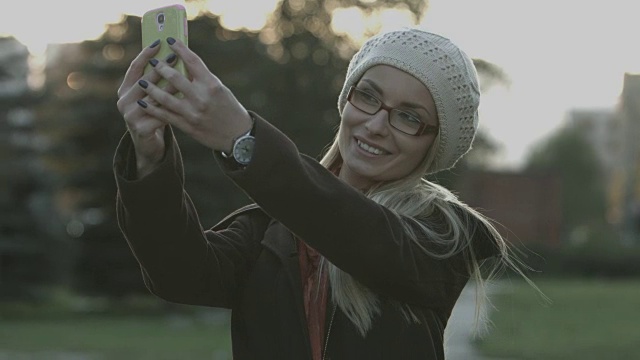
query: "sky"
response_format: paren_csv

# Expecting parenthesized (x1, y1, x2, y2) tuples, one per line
(2, 0, 639, 168)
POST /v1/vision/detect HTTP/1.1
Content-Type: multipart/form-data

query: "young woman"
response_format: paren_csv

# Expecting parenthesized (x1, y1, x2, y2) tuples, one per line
(114, 28, 526, 359)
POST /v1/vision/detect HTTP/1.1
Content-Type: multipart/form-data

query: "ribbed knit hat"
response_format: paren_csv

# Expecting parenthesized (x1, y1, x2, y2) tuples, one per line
(338, 28, 480, 174)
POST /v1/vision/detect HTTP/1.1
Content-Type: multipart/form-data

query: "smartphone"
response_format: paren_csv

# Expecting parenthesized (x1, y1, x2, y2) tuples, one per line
(141, 5, 189, 86)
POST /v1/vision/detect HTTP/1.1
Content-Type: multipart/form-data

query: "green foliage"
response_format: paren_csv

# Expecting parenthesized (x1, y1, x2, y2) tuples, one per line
(474, 58, 511, 92)
(522, 240, 640, 278)
(525, 125, 608, 239)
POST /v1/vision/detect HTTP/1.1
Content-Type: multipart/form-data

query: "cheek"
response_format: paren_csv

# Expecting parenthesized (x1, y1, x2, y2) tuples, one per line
(337, 121, 349, 152)
(341, 104, 368, 128)
(337, 108, 358, 147)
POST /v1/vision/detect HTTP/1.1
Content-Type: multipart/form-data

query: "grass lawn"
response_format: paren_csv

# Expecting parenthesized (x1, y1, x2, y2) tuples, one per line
(2, 279, 638, 359)
(476, 278, 640, 360)
(0, 311, 232, 360)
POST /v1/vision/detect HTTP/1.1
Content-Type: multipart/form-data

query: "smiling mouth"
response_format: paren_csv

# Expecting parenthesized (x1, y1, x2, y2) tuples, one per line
(356, 139, 388, 155)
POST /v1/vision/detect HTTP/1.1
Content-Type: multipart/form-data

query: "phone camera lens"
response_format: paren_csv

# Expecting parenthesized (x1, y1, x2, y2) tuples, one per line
(157, 13, 165, 24)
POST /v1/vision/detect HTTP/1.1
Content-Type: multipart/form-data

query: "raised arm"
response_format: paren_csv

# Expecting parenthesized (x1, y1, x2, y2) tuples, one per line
(113, 123, 269, 308)
(217, 114, 496, 308)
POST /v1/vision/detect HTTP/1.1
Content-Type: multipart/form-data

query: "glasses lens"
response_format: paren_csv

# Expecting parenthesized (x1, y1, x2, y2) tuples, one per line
(390, 110, 423, 135)
(350, 89, 380, 114)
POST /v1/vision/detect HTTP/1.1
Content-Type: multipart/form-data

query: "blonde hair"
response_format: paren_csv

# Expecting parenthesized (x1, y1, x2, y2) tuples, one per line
(318, 127, 539, 337)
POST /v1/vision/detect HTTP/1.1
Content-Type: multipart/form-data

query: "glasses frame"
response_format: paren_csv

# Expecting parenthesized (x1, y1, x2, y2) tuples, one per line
(347, 86, 439, 136)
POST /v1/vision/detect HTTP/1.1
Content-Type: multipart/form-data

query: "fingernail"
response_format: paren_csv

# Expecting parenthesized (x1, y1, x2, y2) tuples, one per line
(149, 59, 158, 67)
(165, 53, 177, 63)
(167, 37, 176, 45)
(137, 100, 148, 108)
(138, 79, 148, 89)
(149, 39, 160, 48)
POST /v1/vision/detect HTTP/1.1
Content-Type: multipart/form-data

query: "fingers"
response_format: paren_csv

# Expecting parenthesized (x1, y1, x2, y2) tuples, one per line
(136, 78, 189, 131)
(139, 67, 184, 108)
(117, 40, 161, 98)
(136, 95, 189, 134)
(116, 54, 179, 116)
(133, 38, 246, 151)
(166, 37, 214, 82)
(147, 55, 196, 101)
(118, 78, 178, 141)
(134, 80, 179, 111)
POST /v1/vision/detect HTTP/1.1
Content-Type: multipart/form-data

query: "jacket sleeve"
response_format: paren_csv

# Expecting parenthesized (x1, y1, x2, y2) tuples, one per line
(217, 113, 499, 309)
(113, 126, 269, 308)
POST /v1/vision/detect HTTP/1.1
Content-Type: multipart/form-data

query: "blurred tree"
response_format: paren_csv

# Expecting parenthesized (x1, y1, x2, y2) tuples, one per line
(32, 34, 135, 295)
(474, 58, 510, 92)
(0, 37, 51, 300)
(525, 125, 608, 244)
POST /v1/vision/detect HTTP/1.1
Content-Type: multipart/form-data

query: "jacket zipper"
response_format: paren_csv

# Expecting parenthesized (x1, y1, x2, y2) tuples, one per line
(322, 303, 337, 360)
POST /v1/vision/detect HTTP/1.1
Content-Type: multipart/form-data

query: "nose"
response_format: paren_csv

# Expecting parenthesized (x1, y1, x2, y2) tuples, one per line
(364, 109, 390, 136)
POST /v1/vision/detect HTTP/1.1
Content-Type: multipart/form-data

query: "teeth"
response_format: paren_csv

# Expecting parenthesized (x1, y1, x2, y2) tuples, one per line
(357, 139, 385, 155)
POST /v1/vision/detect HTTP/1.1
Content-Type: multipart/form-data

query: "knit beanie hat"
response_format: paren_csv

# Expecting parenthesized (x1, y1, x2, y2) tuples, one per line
(337, 28, 480, 174)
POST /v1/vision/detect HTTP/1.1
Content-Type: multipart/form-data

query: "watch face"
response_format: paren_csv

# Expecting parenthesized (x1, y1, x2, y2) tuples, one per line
(233, 136, 255, 165)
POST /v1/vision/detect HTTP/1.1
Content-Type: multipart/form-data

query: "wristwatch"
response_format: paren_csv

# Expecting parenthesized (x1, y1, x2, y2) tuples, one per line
(221, 117, 256, 167)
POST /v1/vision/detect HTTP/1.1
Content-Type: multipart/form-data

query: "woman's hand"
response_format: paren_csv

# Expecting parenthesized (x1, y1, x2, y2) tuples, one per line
(134, 38, 253, 154)
(117, 40, 177, 178)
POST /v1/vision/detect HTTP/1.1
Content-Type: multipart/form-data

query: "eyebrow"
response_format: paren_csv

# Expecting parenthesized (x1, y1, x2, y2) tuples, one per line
(360, 79, 434, 118)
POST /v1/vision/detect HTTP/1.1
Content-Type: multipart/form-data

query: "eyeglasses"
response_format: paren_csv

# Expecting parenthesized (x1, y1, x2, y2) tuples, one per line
(347, 86, 439, 136)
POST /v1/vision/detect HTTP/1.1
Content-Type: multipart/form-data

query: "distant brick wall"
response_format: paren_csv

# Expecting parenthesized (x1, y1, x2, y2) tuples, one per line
(456, 170, 562, 248)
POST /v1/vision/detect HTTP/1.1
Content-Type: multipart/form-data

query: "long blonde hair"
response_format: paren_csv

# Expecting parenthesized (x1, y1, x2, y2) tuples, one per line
(318, 127, 539, 337)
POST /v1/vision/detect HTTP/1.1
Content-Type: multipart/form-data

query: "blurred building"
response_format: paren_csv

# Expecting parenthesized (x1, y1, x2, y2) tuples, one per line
(612, 73, 640, 245)
(457, 170, 562, 248)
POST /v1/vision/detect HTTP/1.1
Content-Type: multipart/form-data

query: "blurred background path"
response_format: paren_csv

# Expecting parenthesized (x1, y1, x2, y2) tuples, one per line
(445, 282, 502, 360)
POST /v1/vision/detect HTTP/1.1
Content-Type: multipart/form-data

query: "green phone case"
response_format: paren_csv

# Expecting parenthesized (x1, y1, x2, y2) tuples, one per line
(141, 5, 188, 86)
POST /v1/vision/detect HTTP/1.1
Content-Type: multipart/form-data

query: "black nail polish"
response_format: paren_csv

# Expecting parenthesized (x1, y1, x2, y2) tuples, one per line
(138, 80, 148, 89)
(167, 37, 176, 45)
(149, 39, 160, 48)
(165, 53, 177, 63)
(149, 59, 159, 67)
(137, 100, 148, 108)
